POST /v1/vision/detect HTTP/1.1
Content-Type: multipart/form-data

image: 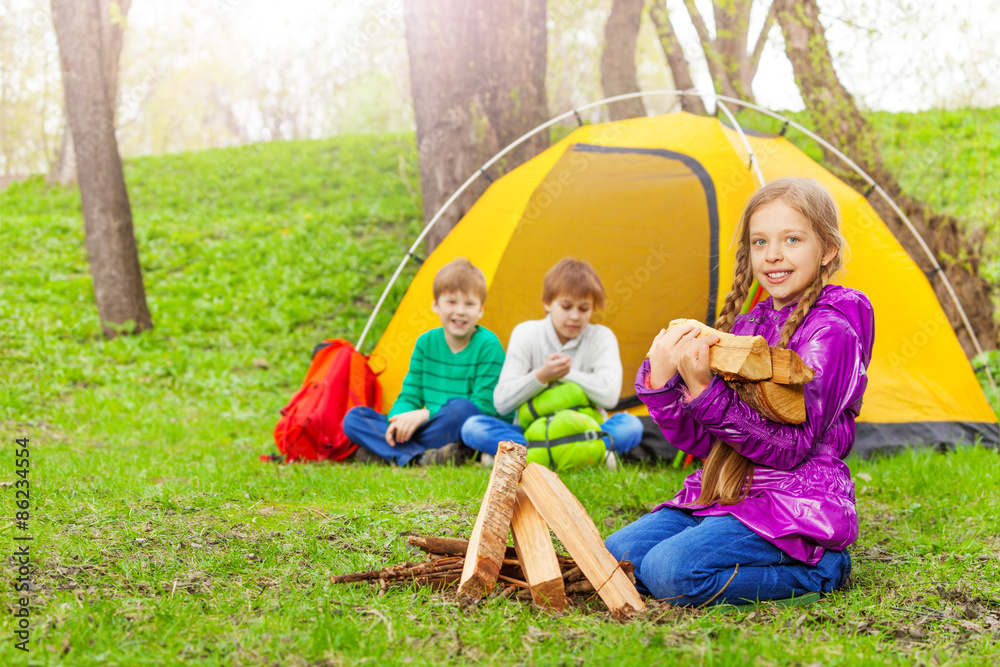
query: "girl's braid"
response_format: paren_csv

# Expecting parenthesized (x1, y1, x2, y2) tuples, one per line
(777, 264, 831, 348)
(692, 240, 756, 506)
(713, 241, 754, 334)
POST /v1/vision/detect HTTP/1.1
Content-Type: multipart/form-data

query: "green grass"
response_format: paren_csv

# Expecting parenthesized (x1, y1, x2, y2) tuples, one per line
(1, 116, 999, 665)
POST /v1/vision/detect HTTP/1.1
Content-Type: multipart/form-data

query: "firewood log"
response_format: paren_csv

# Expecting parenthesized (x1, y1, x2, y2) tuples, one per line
(664, 319, 771, 381)
(510, 487, 568, 611)
(769, 347, 815, 384)
(458, 441, 527, 600)
(408, 535, 517, 559)
(520, 463, 644, 619)
(733, 380, 806, 425)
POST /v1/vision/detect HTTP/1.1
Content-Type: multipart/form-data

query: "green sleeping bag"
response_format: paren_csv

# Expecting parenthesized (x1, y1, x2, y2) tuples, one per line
(523, 409, 610, 471)
(517, 382, 602, 427)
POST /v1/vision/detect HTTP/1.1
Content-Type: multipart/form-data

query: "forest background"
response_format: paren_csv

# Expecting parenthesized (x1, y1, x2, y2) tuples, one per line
(2, 0, 998, 327)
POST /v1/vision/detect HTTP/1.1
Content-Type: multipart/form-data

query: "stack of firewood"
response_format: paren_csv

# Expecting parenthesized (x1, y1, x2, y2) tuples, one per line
(666, 319, 816, 424)
(331, 442, 645, 620)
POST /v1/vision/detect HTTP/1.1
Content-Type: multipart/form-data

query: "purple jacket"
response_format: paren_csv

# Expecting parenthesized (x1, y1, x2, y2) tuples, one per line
(637, 285, 875, 565)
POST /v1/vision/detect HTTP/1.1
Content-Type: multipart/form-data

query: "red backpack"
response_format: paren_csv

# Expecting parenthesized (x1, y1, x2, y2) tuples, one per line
(272, 339, 382, 462)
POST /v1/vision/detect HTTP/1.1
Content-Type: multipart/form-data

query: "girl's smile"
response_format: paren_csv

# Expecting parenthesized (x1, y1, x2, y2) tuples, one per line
(749, 200, 837, 309)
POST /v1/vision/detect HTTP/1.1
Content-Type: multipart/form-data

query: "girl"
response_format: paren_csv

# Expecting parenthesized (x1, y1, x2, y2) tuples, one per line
(606, 178, 874, 606)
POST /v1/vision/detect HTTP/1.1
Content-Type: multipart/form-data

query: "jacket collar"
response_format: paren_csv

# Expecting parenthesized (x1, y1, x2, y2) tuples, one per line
(753, 285, 839, 329)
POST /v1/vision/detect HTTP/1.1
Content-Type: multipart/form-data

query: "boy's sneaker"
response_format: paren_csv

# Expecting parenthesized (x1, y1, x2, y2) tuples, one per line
(353, 446, 387, 465)
(479, 453, 495, 468)
(417, 442, 472, 466)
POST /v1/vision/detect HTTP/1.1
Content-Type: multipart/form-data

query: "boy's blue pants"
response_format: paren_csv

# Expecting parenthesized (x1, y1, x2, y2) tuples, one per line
(604, 508, 851, 606)
(342, 398, 481, 466)
(460, 412, 643, 455)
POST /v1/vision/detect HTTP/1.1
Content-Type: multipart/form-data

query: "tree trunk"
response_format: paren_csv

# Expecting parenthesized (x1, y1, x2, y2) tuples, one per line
(681, 0, 738, 99)
(776, 0, 996, 353)
(646, 0, 707, 114)
(52, 0, 152, 338)
(710, 0, 757, 102)
(47, 0, 131, 187)
(405, 0, 549, 251)
(601, 0, 647, 121)
(775, 0, 882, 179)
(668, 0, 773, 104)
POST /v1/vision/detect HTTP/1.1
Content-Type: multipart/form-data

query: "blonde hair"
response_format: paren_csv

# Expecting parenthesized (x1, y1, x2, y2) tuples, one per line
(694, 178, 847, 506)
(542, 258, 606, 309)
(433, 258, 488, 303)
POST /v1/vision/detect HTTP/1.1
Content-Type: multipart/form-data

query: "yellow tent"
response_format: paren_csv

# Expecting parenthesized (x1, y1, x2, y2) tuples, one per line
(370, 112, 998, 454)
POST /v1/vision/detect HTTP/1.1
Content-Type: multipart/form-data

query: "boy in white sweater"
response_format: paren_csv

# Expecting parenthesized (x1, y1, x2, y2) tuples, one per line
(461, 258, 642, 457)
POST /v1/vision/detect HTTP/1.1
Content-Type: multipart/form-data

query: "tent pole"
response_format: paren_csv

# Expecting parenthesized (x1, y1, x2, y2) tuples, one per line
(715, 100, 765, 188)
(356, 90, 995, 393)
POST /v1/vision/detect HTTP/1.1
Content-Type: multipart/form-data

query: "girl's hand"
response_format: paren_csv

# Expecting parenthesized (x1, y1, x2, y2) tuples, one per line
(647, 324, 702, 388)
(676, 336, 718, 398)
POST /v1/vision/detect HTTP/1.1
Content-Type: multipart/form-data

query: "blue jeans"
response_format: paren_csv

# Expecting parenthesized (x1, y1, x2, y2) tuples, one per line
(461, 412, 643, 456)
(342, 398, 481, 466)
(605, 508, 851, 606)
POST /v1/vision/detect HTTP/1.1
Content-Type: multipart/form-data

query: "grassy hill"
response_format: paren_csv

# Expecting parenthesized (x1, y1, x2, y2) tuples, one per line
(2, 135, 422, 451)
(1, 112, 998, 665)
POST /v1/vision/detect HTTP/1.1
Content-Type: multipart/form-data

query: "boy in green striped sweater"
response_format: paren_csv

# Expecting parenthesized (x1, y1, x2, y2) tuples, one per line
(343, 258, 508, 465)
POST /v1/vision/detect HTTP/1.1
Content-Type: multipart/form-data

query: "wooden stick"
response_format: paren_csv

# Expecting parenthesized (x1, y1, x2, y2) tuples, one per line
(407, 535, 472, 557)
(330, 557, 465, 584)
(510, 488, 568, 611)
(520, 463, 644, 619)
(558, 556, 577, 569)
(565, 561, 636, 596)
(496, 574, 530, 588)
(409, 535, 518, 560)
(409, 534, 574, 570)
(330, 562, 421, 584)
(565, 579, 594, 595)
(565, 561, 635, 595)
(458, 441, 527, 601)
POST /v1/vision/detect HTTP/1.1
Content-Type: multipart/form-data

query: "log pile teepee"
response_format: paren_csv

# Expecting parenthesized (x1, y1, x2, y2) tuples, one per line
(332, 441, 645, 620)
